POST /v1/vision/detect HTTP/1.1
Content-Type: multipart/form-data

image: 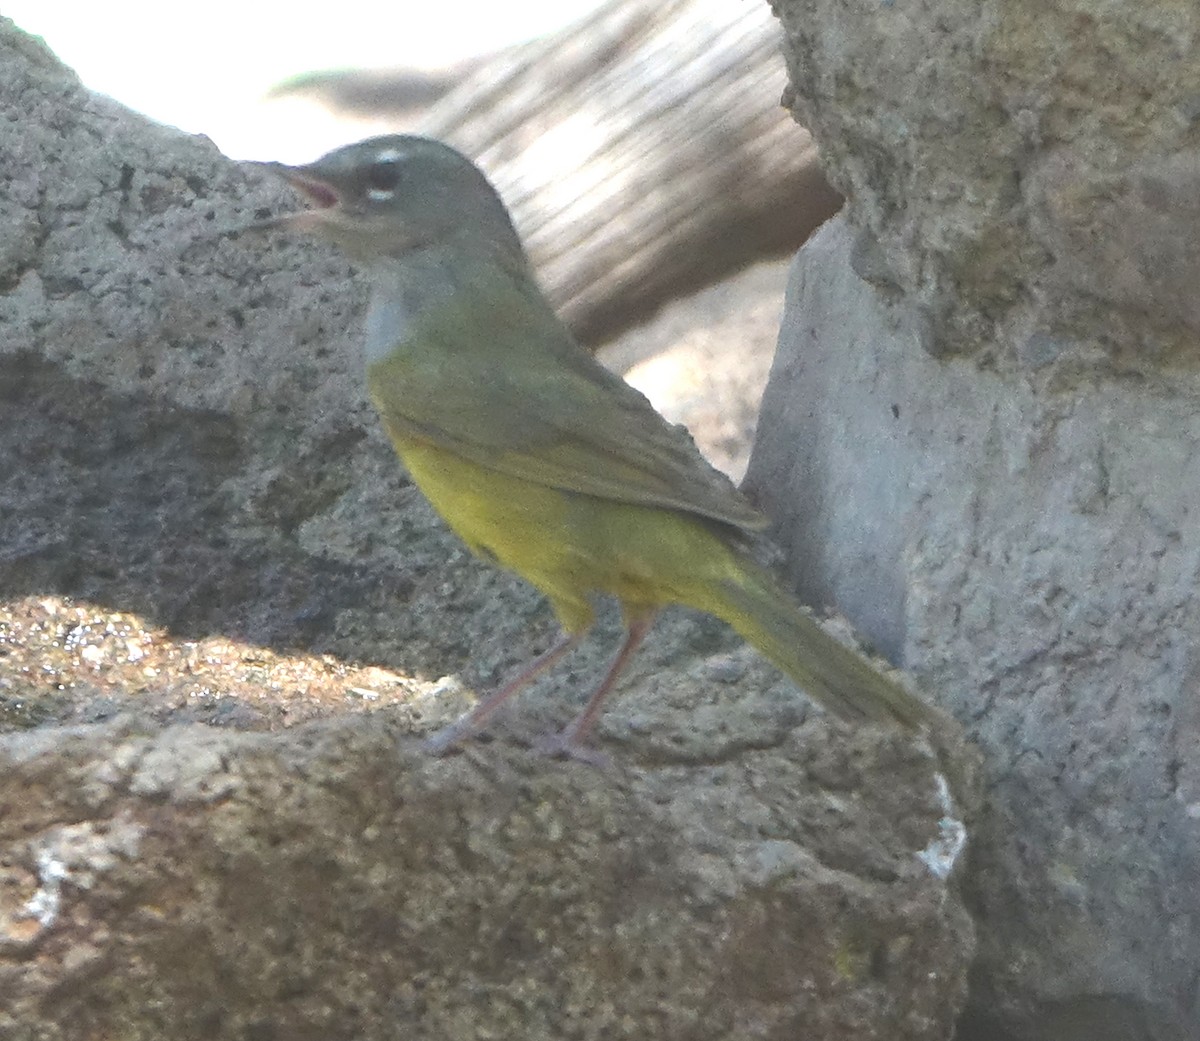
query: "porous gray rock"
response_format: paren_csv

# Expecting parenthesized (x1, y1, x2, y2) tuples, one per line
(0, 713, 970, 1041)
(754, 3, 1200, 1039)
(771, 0, 1200, 368)
(0, 18, 974, 1039)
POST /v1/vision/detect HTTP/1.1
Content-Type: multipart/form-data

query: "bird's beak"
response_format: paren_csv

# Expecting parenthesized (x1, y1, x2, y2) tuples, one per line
(261, 162, 341, 211)
(233, 160, 343, 235)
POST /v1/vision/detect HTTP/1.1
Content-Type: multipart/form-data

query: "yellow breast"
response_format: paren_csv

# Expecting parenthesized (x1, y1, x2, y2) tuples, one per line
(387, 434, 734, 633)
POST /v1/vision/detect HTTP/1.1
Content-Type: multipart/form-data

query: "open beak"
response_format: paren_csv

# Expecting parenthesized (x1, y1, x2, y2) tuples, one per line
(263, 163, 340, 211)
(233, 161, 342, 235)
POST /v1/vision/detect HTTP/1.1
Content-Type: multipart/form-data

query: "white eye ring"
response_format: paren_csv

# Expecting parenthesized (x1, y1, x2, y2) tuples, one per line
(365, 147, 403, 201)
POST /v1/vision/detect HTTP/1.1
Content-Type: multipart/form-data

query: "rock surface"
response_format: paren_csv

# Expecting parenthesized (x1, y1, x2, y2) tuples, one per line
(0, 20, 974, 1040)
(754, 3, 1200, 1039)
(0, 714, 969, 1041)
(774, 0, 1200, 368)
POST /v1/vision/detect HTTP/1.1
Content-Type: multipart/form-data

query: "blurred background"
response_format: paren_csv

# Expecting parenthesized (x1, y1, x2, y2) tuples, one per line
(3, 0, 601, 160)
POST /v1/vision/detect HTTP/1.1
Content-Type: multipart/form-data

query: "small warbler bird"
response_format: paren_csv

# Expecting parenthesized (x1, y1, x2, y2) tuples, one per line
(252, 135, 935, 760)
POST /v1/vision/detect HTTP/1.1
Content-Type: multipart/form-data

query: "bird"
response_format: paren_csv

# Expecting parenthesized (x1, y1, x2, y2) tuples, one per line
(250, 134, 937, 761)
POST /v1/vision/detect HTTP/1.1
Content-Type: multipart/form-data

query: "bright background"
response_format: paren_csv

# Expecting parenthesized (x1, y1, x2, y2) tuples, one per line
(4, 1, 602, 161)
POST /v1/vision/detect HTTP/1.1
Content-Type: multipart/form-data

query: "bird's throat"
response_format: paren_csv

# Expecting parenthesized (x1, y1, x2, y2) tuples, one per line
(363, 256, 457, 364)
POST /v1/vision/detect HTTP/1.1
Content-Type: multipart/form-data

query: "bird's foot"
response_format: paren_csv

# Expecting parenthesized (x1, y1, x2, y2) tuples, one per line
(532, 730, 611, 769)
(424, 716, 610, 768)
(422, 718, 477, 757)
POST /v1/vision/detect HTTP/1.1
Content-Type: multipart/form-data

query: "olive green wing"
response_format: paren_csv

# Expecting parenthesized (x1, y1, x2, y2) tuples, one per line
(366, 260, 766, 532)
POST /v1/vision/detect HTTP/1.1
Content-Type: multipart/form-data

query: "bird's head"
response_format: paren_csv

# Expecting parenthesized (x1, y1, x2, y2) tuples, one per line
(253, 135, 525, 264)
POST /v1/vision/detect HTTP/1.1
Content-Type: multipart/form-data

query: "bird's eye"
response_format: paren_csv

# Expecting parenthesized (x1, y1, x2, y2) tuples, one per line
(365, 158, 401, 197)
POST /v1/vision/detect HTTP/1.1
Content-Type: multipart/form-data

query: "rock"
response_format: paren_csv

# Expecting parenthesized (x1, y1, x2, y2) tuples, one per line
(0, 19, 974, 1039)
(754, 3, 1200, 1038)
(772, 0, 1200, 368)
(0, 714, 971, 1041)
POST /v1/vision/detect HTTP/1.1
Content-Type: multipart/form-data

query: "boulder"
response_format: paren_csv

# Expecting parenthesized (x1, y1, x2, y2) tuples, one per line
(752, 3, 1200, 1038)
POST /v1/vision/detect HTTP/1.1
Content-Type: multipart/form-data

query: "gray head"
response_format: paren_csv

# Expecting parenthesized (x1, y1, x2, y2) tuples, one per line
(260, 135, 526, 264)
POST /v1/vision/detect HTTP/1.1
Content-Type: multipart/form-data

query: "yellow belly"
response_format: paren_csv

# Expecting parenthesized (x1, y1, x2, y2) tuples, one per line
(393, 438, 733, 633)
(383, 432, 935, 736)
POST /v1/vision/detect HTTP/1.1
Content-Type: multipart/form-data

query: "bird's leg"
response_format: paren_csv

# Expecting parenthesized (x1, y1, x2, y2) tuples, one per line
(423, 631, 583, 756)
(538, 613, 657, 764)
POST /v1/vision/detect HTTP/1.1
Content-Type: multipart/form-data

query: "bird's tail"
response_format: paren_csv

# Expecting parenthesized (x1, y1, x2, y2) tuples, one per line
(707, 559, 936, 731)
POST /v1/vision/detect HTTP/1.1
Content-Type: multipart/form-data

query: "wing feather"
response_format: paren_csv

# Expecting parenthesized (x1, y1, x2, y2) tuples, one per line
(365, 257, 765, 532)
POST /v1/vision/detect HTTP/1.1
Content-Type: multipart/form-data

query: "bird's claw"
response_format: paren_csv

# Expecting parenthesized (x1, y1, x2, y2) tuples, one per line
(422, 719, 476, 757)
(532, 731, 611, 769)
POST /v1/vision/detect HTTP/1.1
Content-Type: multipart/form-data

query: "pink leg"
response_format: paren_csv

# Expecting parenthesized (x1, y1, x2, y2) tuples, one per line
(538, 614, 657, 763)
(423, 632, 583, 756)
